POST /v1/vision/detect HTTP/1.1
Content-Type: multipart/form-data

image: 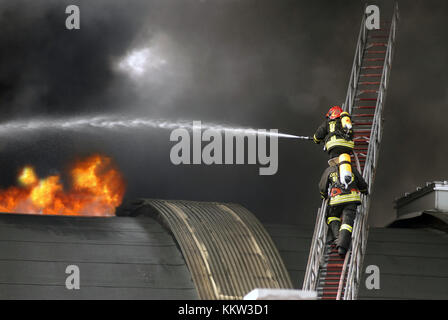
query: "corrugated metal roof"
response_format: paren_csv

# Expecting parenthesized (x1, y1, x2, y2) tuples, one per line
(139, 199, 293, 299)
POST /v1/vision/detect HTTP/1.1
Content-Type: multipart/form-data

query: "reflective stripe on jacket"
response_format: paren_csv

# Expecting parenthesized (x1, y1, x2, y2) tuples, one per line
(329, 189, 361, 206)
(325, 135, 354, 150)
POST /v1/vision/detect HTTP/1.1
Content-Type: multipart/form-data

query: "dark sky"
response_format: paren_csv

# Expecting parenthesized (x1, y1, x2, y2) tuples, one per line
(0, 0, 447, 227)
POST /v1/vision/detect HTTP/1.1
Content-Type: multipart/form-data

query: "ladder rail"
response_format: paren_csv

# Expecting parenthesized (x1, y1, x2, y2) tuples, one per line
(343, 3, 399, 300)
(303, 199, 328, 291)
(336, 249, 350, 300)
(344, 5, 368, 115)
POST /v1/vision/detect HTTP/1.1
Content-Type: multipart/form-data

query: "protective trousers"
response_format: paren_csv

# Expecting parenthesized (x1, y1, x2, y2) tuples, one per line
(326, 203, 357, 251)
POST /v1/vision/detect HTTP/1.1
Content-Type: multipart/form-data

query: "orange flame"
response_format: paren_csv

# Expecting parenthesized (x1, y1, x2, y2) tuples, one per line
(19, 166, 38, 186)
(0, 154, 125, 216)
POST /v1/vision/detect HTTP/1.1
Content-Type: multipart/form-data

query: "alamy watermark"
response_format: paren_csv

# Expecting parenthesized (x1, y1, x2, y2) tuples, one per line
(365, 5, 380, 30)
(65, 264, 80, 290)
(169, 121, 279, 175)
(365, 264, 380, 290)
(65, 5, 80, 30)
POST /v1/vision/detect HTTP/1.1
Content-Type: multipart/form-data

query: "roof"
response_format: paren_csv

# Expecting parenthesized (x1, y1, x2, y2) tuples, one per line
(358, 227, 448, 299)
(119, 199, 293, 299)
(263, 224, 448, 299)
(1, 197, 447, 300)
(0, 213, 197, 299)
(263, 223, 313, 289)
(0, 199, 293, 299)
(394, 181, 448, 220)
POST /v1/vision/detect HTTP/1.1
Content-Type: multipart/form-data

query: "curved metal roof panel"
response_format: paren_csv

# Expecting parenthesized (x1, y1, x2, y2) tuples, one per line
(139, 199, 293, 299)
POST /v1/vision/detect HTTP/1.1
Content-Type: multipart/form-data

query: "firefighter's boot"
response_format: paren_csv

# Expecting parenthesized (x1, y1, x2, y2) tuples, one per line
(338, 246, 347, 256)
(337, 224, 353, 257)
(326, 217, 341, 244)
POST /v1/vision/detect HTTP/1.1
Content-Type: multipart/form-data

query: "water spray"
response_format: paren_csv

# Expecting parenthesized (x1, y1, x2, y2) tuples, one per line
(0, 115, 311, 140)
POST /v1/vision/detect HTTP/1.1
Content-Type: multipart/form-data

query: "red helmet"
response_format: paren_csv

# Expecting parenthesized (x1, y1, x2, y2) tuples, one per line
(326, 106, 343, 119)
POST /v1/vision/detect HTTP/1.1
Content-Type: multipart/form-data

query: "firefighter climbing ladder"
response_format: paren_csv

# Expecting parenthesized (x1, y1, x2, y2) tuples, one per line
(303, 3, 399, 300)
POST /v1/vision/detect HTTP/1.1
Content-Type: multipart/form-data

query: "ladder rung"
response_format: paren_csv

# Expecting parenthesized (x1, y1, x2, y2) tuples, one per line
(327, 263, 344, 268)
(365, 51, 386, 55)
(318, 286, 339, 290)
(359, 81, 381, 85)
(358, 89, 378, 94)
(352, 114, 375, 117)
(357, 98, 377, 101)
(321, 291, 343, 295)
(365, 54, 386, 58)
(327, 257, 345, 261)
(324, 288, 346, 293)
(354, 106, 376, 109)
(368, 35, 389, 38)
(322, 272, 343, 276)
(324, 277, 344, 281)
(361, 66, 383, 70)
(363, 58, 385, 62)
(323, 281, 346, 286)
(360, 73, 382, 77)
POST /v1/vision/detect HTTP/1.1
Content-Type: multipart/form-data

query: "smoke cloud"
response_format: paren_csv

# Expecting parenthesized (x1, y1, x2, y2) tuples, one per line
(0, 0, 446, 226)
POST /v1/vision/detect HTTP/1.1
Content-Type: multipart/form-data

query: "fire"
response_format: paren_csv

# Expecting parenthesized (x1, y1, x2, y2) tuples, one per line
(19, 167, 38, 186)
(0, 154, 125, 216)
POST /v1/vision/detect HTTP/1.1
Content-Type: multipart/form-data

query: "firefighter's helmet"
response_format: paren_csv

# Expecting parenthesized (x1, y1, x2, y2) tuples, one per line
(326, 106, 343, 120)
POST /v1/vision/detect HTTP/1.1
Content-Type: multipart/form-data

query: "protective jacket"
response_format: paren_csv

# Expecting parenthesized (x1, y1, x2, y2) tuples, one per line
(313, 114, 354, 152)
(319, 165, 368, 207)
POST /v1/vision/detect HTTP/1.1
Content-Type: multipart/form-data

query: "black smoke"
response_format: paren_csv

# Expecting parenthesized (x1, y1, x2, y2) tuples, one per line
(0, 0, 446, 227)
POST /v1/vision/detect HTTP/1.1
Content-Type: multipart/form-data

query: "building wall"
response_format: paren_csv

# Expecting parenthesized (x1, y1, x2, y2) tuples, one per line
(358, 227, 448, 299)
(0, 213, 198, 299)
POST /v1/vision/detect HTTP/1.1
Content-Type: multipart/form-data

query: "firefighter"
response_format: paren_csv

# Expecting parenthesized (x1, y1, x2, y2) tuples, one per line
(313, 106, 354, 164)
(319, 153, 368, 256)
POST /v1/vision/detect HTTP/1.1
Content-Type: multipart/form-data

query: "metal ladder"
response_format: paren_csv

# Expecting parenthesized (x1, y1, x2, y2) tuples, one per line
(303, 3, 399, 300)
